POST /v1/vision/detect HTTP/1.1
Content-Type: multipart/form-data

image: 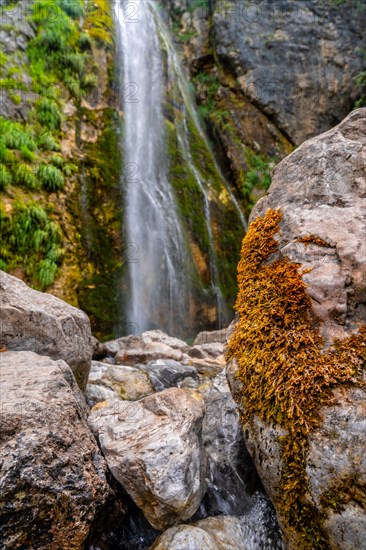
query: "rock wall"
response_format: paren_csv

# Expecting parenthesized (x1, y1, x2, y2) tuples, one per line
(0, 0, 123, 339)
(226, 108, 366, 549)
(167, 0, 365, 214)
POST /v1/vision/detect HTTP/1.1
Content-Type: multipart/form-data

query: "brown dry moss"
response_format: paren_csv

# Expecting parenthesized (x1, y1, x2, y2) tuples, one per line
(297, 235, 333, 248)
(227, 208, 366, 548)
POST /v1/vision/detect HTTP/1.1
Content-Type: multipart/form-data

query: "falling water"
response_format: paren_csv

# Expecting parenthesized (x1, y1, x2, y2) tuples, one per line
(115, 1, 245, 336)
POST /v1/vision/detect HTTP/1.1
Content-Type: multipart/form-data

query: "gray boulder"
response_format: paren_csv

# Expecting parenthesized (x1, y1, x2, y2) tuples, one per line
(88, 388, 207, 530)
(227, 109, 366, 549)
(194, 328, 228, 345)
(0, 351, 109, 549)
(0, 271, 93, 389)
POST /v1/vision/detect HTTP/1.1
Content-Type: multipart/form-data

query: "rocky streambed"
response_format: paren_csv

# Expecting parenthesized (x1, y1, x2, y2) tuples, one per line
(0, 269, 283, 549)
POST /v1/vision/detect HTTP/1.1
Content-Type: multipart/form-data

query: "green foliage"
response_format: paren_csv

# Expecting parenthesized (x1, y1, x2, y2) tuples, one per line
(36, 97, 63, 130)
(0, 165, 12, 190)
(37, 131, 60, 151)
(37, 163, 65, 191)
(14, 163, 38, 189)
(0, 202, 64, 290)
(243, 149, 274, 197)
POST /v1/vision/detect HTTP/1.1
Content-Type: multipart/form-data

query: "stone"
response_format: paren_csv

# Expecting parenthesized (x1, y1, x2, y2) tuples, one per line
(194, 328, 228, 345)
(227, 109, 366, 549)
(188, 342, 224, 359)
(212, 0, 365, 143)
(151, 496, 284, 550)
(88, 388, 207, 531)
(136, 359, 198, 391)
(87, 360, 154, 401)
(151, 525, 219, 550)
(0, 351, 109, 549)
(96, 330, 190, 366)
(201, 371, 257, 516)
(0, 271, 93, 389)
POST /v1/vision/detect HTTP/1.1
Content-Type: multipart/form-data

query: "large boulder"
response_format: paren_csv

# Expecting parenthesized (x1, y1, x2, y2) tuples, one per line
(226, 109, 366, 548)
(0, 351, 109, 549)
(88, 387, 207, 530)
(0, 271, 93, 389)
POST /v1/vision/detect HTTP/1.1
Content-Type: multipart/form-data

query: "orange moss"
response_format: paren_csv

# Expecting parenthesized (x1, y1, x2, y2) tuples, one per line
(297, 235, 333, 248)
(227, 208, 366, 548)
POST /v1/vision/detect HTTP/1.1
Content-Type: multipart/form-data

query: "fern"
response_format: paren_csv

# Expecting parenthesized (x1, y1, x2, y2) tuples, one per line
(37, 163, 65, 191)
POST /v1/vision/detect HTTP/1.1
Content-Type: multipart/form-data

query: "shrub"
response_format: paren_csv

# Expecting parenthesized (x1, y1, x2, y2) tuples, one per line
(58, 0, 84, 19)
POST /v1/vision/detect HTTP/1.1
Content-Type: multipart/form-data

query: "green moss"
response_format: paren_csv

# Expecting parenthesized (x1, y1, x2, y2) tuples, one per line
(227, 209, 366, 548)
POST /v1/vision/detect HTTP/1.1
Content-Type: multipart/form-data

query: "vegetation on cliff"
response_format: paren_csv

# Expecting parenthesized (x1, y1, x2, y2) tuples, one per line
(227, 209, 366, 548)
(0, 0, 122, 338)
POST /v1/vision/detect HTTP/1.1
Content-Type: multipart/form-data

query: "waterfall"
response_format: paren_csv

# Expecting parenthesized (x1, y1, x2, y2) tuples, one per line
(114, 1, 245, 337)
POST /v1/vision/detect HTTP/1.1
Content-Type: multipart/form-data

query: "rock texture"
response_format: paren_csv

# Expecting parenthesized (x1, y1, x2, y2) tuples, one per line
(95, 330, 190, 366)
(0, 271, 93, 389)
(151, 494, 284, 549)
(87, 360, 154, 404)
(0, 351, 109, 549)
(201, 371, 256, 516)
(227, 109, 366, 549)
(252, 107, 366, 343)
(88, 388, 207, 531)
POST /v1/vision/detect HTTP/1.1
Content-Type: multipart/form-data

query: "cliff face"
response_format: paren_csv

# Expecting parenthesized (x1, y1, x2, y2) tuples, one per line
(166, 0, 365, 213)
(0, 0, 123, 339)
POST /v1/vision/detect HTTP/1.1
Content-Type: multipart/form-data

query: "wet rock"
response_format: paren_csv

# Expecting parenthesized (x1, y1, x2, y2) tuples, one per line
(0, 271, 93, 389)
(87, 361, 154, 403)
(151, 495, 284, 550)
(0, 351, 109, 549)
(201, 371, 257, 516)
(151, 525, 219, 550)
(88, 388, 207, 531)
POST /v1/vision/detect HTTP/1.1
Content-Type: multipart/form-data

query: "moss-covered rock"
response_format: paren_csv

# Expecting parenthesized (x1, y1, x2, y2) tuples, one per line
(226, 110, 366, 549)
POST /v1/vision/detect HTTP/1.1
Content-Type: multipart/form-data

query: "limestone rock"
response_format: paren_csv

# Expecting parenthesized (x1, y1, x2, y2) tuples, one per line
(212, 1, 365, 143)
(0, 351, 109, 549)
(88, 388, 207, 530)
(96, 330, 189, 366)
(227, 109, 366, 549)
(252, 108, 366, 343)
(87, 360, 154, 403)
(194, 328, 228, 345)
(0, 271, 93, 389)
(136, 359, 198, 392)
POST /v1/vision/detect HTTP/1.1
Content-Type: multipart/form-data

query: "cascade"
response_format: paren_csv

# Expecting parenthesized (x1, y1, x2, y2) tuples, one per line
(114, 0, 245, 337)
